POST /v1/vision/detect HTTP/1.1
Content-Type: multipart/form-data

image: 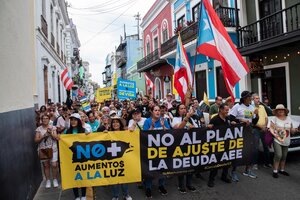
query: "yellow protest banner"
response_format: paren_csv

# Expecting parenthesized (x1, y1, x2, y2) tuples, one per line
(59, 131, 141, 190)
(95, 87, 112, 102)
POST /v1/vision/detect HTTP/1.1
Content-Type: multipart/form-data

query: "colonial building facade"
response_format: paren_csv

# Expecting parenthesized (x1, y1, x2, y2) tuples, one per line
(237, 0, 300, 116)
(35, 0, 80, 107)
(137, 0, 174, 99)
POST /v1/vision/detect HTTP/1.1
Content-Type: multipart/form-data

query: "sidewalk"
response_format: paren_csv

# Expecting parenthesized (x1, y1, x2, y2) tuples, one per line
(33, 180, 94, 200)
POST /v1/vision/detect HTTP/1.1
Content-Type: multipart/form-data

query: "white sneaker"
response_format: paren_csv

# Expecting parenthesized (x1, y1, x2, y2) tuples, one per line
(75, 198, 80, 200)
(124, 195, 132, 200)
(81, 197, 86, 200)
(53, 179, 59, 188)
(45, 180, 51, 188)
(112, 198, 118, 200)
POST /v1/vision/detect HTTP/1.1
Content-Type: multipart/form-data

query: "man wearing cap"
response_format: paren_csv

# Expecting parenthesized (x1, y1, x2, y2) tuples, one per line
(229, 91, 259, 180)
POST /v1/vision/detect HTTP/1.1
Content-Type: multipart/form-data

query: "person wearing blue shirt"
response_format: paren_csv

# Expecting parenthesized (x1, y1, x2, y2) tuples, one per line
(143, 105, 169, 198)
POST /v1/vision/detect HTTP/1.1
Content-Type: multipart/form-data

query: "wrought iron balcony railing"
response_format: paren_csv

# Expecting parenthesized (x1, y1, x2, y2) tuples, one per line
(137, 48, 161, 72)
(237, 2, 300, 49)
(161, 6, 238, 56)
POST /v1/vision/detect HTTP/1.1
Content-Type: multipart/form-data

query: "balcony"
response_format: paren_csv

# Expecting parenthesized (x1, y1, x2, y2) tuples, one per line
(116, 51, 127, 68)
(215, 6, 238, 27)
(161, 6, 238, 56)
(51, 33, 55, 47)
(238, 2, 300, 55)
(137, 48, 167, 72)
(40, 15, 48, 38)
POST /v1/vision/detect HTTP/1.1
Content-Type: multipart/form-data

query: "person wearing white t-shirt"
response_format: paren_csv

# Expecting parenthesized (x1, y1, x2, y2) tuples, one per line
(229, 91, 259, 180)
(128, 109, 146, 131)
(171, 104, 197, 193)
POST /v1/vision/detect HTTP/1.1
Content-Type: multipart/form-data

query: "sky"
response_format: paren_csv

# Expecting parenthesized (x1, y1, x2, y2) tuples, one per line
(67, 0, 156, 86)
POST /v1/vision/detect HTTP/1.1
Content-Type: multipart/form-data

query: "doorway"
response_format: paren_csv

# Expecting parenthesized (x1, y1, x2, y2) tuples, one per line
(195, 70, 207, 101)
(261, 66, 287, 108)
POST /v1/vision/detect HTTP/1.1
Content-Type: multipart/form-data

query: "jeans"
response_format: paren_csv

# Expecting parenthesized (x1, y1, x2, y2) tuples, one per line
(209, 167, 229, 181)
(112, 184, 129, 198)
(252, 128, 261, 165)
(144, 178, 166, 190)
(253, 128, 271, 165)
(259, 130, 271, 164)
(178, 174, 193, 189)
(73, 188, 86, 198)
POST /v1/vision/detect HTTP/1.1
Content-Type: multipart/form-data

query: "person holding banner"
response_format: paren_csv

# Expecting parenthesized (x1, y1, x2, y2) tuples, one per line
(229, 91, 259, 180)
(109, 117, 133, 200)
(207, 104, 235, 187)
(143, 105, 169, 198)
(171, 104, 197, 193)
(65, 113, 87, 200)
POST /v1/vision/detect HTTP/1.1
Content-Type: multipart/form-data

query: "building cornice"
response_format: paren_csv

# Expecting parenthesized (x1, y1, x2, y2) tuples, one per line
(141, 1, 169, 30)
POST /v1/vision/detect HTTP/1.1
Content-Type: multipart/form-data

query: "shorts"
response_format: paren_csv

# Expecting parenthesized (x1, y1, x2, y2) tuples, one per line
(40, 150, 58, 163)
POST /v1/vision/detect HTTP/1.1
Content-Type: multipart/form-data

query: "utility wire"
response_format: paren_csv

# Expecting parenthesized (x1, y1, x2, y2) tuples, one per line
(68, 0, 136, 15)
(80, 1, 138, 47)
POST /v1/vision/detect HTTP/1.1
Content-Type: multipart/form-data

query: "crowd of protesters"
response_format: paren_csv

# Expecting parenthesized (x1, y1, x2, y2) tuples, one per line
(34, 90, 299, 200)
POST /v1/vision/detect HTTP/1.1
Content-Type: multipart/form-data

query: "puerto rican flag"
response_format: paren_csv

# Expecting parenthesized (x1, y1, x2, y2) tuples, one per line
(174, 34, 193, 103)
(144, 73, 155, 91)
(197, 0, 249, 102)
(61, 68, 74, 91)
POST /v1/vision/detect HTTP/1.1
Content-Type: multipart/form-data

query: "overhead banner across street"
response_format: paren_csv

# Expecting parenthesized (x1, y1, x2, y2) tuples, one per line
(59, 124, 253, 189)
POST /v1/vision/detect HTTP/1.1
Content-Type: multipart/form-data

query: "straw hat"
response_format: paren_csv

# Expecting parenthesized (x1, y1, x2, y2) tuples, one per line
(272, 104, 289, 115)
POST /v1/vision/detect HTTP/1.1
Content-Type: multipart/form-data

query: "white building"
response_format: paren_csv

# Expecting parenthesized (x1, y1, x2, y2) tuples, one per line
(35, 0, 80, 107)
(65, 18, 81, 78)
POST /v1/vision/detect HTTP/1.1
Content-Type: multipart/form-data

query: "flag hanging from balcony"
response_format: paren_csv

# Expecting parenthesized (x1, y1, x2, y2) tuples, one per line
(144, 73, 155, 90)
(196, 0, 249, 102)
(61, 68, 74, 91)
(174, 34, 193, 103)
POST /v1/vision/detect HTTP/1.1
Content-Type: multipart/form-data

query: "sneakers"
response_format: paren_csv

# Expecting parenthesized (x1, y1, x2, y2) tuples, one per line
(45, 180, 51, 188)
(145, 189, 152, 198)
(187, 186, 196, 192)
(273, 172, 279, 178)
(243, 170, 257, 178)
(231, 171, 239, 182)
(81, 197, 86, 200)
(279, 171, 290, 176)
(253, 164, 258, 170)
(221, 177, 232, 183)
(207, 180, 214, 188)
(53, 179, 59, 188)
(123, 195, 132, 200)
(158, 186, 168, 195)
(112, 198, 119, 200)
(178, 187, 186, 194)
(75, 198, 80, 200)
